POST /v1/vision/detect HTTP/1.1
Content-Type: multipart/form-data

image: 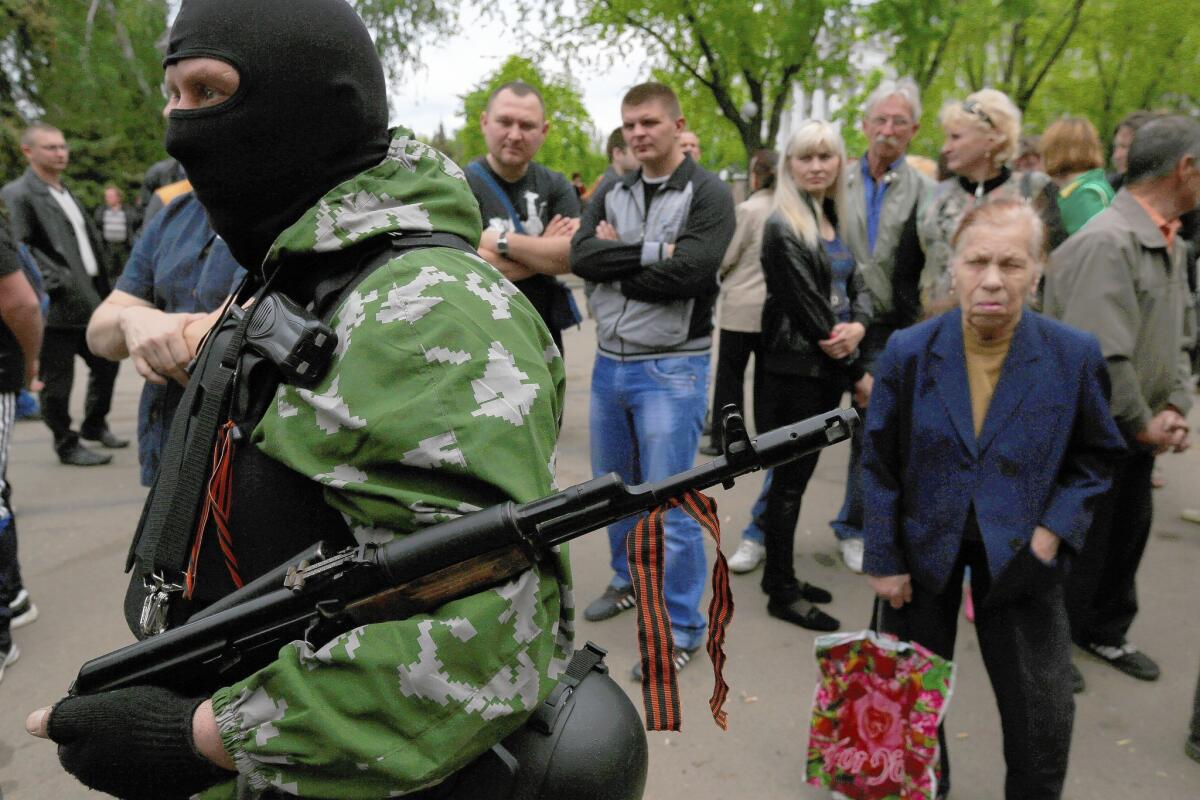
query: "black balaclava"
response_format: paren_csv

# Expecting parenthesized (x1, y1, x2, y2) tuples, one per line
(164, 0, 391, 269)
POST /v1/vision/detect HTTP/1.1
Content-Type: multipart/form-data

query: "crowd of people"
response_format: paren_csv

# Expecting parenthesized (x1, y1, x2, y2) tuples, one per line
(0, 0, 1197, 796)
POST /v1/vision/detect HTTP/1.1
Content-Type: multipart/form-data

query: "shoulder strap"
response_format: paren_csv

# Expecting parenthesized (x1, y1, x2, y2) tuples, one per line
(467, 162, 525, 235)
(130, 286, 265, 581)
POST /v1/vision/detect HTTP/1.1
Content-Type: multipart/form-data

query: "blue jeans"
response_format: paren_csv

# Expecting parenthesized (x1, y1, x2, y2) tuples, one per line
(740, 470, 772, 544)
(590, 353, 710, 650)
(829, 401, 865, 542)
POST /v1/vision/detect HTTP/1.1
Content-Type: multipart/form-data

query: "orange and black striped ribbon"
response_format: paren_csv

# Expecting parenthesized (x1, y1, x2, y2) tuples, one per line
(184, 420, 244, 598)
(628, 489, 734, 731)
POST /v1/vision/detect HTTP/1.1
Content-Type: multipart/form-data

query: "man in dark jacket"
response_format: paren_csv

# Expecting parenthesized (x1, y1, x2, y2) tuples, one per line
(1, 123, 125, 465)
(570, 82, 734, 674)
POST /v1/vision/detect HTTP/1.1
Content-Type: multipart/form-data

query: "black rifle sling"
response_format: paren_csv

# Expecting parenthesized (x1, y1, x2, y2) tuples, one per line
(128, 232, 479, 585)
(131, 295, 261, 581)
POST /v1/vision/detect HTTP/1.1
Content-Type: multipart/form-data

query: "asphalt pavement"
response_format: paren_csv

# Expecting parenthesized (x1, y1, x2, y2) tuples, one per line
(1, 317, 1198, 799)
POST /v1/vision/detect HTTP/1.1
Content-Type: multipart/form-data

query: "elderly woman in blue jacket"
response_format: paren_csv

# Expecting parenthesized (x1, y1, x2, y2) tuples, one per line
(861, 199, 1125, 800)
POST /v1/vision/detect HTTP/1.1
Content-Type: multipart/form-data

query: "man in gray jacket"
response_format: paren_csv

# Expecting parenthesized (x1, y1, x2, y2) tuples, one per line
(1044, 115, 1199, 689)
(828, 78, 932, 573)
(571, 82, 734, 675)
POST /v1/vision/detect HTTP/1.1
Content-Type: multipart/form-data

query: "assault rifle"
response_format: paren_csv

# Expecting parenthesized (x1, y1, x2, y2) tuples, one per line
(72, 406, 857, 697)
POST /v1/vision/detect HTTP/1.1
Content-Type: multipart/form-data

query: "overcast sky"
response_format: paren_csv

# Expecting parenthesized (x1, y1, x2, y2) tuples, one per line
(388, 8, 648, 140)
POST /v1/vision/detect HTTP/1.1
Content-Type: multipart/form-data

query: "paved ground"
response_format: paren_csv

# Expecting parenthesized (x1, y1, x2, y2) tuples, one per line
(1, 316, 1199, 799)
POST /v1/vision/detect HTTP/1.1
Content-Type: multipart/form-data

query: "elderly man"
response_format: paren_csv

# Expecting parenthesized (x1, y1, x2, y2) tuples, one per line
(827, 78, 932, 573)
(864, 200, 1125, 800)
(1044, 115, 1198, 688)
(467, 81, 580, 353)
(26, 1, 568, 798)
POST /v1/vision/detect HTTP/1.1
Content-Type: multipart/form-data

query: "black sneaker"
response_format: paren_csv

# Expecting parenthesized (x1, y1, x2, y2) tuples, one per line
(583, 585, 636, 622)
(631, 645, 700, 681)
(1070, 662, 1085, 694)
(8, 589, 38, 629)
(1082, 642, 1160, 681)
(57, 443, 113, 466)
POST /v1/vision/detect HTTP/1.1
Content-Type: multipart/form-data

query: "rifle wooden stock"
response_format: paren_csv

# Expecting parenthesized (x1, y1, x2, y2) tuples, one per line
(346, 544, 534, 626)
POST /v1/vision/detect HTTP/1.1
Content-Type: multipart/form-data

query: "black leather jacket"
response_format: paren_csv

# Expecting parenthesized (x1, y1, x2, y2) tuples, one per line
(759, 207, 872, 382)
(0, 169, 108, 328)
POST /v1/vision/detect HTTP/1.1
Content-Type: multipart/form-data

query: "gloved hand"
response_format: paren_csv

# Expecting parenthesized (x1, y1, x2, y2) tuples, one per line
(44, 685, 231, 800)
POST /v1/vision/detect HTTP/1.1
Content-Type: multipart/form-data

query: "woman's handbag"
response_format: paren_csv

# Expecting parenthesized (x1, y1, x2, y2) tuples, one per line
(805, 605, 956, 800)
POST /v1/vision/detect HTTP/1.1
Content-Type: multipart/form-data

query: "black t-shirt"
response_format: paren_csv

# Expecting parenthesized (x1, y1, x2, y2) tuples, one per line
(466, 158, 581, 332)
(0, 224, 28, 393)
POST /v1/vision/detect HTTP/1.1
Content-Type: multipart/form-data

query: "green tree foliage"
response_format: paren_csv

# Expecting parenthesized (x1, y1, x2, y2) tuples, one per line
(454, 55, 606, 183)
(0, 0, 55, 183)
(352, 0, 459, 77)
(554, 0, 855, 164)
(653, 66, 753, 173)
(1, 0, 168, 207)
(1031, 0, 1200, 140)
(863, 0, 1199, 161)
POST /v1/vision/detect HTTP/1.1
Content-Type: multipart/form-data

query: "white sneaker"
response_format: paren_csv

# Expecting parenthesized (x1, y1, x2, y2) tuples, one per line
(728, 539, 766, 573)
(8, 589, 37, 629)
(0, 643, 18, 684)
(839, 538, 865, 573)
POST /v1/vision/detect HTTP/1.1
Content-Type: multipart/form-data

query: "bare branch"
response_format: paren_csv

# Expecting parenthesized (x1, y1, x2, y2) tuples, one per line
(1019, 0, 1086, 107)
(103, 0, 153, 99)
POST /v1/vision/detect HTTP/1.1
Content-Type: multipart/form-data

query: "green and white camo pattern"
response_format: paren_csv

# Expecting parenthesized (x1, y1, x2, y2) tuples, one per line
(198, 128, 572, 799)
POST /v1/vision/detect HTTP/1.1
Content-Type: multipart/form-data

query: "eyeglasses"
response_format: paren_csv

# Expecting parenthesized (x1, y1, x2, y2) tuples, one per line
(961, 100, 995, 129)
(868, 115, 913, 129)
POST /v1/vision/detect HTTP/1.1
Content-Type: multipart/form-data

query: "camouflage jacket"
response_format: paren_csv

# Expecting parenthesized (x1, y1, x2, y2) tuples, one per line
(197, 128, 571, 799)
(917, 170, 1052, 312)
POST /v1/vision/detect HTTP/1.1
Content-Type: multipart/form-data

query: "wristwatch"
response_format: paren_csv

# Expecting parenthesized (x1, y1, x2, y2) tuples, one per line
(497, 230, 510, 256)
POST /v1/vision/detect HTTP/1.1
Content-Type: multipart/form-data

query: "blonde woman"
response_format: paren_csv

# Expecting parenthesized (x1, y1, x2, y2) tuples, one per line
(918, 88, 1062, 313)
(755, 120, 872, 631)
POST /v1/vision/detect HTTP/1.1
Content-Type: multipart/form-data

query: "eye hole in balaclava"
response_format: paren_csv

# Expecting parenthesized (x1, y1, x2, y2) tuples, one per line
(164, 0, 390, 269)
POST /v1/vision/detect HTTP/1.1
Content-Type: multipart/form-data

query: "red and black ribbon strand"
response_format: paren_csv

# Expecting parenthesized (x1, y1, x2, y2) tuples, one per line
(628, 489, 734, 732)
(185, 420, 244, 598)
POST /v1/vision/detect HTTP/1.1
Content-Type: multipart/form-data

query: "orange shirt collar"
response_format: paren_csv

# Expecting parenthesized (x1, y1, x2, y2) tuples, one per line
(1131, 193, 1181, 250)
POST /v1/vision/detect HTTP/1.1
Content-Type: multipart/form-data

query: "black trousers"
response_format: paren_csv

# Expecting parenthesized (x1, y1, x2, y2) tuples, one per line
(876, 540, 1074, 800)
(1191, 657, 1200, 744)
(1065, 449, 1155, 647)
(754, 375, 844, 598)
(40, 327, 120, 453)
(0, 393, 18, 651)
(710, 329, 761, 444)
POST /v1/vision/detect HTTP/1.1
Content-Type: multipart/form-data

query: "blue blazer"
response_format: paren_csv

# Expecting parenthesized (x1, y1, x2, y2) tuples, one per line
(861, 309, 1126, 592)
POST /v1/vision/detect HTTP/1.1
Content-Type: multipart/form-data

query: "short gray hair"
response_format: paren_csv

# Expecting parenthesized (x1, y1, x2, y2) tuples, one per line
(863, 78, 922, 124)
(1125, 116, 1200, 185)
(20, 121, 62, 147)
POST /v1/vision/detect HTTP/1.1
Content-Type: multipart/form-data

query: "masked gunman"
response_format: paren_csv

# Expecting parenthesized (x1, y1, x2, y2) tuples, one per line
(25, 2, 571, 798)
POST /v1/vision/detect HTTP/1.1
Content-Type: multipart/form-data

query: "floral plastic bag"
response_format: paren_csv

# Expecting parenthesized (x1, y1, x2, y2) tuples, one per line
(806, 630, 955, 800)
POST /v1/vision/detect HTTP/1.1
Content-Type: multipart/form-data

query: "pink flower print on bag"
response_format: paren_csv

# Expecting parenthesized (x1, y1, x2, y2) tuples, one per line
(806, 630, 956, 800)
